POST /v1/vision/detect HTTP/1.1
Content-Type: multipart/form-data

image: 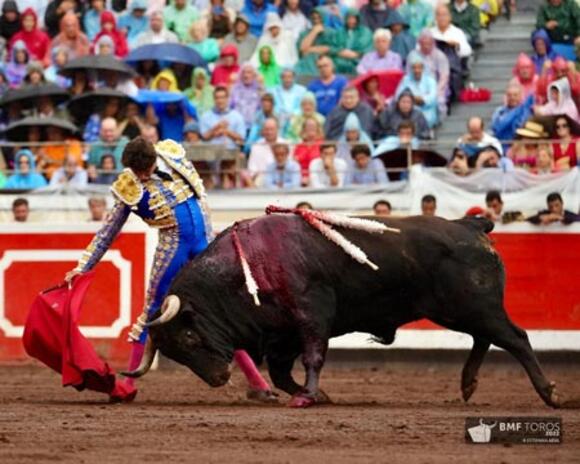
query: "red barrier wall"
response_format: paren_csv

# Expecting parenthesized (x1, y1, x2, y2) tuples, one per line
(1, 224, 579, 361)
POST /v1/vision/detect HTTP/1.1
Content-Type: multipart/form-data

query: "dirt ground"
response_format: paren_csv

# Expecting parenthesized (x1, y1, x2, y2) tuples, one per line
(0, 358, 579, 464)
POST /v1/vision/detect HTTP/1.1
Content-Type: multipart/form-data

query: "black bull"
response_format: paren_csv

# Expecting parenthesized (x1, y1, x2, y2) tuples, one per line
(125, 214, 561, 408)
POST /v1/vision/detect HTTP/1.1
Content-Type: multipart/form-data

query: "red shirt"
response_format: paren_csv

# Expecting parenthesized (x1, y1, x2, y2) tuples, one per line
(552, 140, 578, 167)
(293, 141, 321, 184)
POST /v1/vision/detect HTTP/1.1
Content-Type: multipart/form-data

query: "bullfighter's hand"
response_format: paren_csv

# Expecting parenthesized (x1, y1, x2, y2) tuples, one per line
(64, 269, 82, 285)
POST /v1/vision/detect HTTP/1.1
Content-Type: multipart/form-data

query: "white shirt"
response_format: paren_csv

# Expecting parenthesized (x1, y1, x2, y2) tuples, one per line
(248, 137, 289, 185)
(430, 24, 472, 58)
(309, 158, 348, 188)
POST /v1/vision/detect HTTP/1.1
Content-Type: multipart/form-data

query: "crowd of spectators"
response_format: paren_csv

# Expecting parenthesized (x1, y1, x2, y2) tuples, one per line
(0, 0, 578, 193)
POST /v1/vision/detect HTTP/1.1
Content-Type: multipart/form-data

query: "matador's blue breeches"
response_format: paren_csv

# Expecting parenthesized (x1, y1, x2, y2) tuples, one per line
(138, 198, 208, 343)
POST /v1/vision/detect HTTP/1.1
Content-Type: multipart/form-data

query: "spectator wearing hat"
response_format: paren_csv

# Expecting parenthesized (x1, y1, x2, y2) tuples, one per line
(491, 85, 533, 146)
(536, 0, 580, 45)
(251, 12, 298, 68)
(12, 198, 29, 222)
(399, 0, 433, 38)
(133, 10, 179, 48)
(0, 1, 21, 43)
(509, 121, 549, 168)
(118, 0, 149, 48)
(528, 192, 580, 225)
(357, 29, 403, 74)
(223, 15, 258, 63)
(345, 144, 388, 186)
(263, 143, 301, 189)
(163, 0, 200, 43)
(457, 116, 503, 158)
(241, 0, 278, 37)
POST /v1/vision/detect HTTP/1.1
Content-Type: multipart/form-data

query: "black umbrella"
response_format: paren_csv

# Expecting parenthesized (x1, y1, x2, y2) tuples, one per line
(375, 147, 447, 180)
(67, 88, 134, 123)
(58, 54, 136, 79)
(0, 83, 70, 109)
(4, 116, 78, 141)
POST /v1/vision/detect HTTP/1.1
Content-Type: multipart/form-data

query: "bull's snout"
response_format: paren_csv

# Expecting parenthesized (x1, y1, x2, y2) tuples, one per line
(207, 369, 231, 387)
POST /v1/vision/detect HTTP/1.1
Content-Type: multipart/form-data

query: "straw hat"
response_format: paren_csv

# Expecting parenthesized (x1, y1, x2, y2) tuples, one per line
(515, 121, 548, 139)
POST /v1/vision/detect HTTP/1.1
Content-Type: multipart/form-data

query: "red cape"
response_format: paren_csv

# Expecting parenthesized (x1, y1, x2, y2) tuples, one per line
(22, 272, 136, 402)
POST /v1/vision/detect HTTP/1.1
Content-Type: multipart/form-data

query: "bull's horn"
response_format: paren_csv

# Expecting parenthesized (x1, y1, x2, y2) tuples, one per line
(121, 337, 157, 378)
(146, 295, 181, 327)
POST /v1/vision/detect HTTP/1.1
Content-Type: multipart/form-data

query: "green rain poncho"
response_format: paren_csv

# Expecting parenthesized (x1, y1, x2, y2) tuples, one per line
(257, 45, 281, 88)
(295, 8, 336, 76)
(184, 68, 215, 116)
(330, 9, 373, 75)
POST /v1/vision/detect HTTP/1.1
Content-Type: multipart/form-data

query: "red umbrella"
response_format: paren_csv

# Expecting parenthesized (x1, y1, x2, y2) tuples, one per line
(22, 272, 136, 402)
(351, 70, 405, 99)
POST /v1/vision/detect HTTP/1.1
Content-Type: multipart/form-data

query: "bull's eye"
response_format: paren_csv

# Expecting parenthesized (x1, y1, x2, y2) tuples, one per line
(186, 330, 194, 338)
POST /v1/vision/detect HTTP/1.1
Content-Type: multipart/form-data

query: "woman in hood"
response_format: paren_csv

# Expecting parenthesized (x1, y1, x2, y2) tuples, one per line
(535, 77, 580, 122)
(395, 55, 438, 128)
(6, 40, 29, 88)
(375, 90, 430, 140)
(385, 10, 415, 63)
(330, 9, 373, 75)
(337, 112, 374, 161)
(286, 91, 325, 141)
(51, 11, 90, 60)
(0, 1, 21, 43)
(279, 0, 310, 42)
(92, 11, 128, 58)
(509, 53, 538, 99)
(530, 29, 559, 75)
(184, 68, 215, 115)
(295, 8, 335, 75)
(151, 69, 180, 92)
(211, 44, 240, 86)
(257, 45, 281, 88)
(187, 20, 220, 64)
(45, 47, 72, 88)
(94, 34, 115, 56)
(252, 12, 298, 68)
(536, 56, 580, 104)
(5, 149, 48, 189)
(230, 63, 264, 127)
(23, 61, 46, 86)
(8, 8, 50, 66)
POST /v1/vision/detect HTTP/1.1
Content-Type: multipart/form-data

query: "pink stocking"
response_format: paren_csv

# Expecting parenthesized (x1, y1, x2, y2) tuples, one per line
(234, 350, 270, 391)
(123, 342, 145, 388)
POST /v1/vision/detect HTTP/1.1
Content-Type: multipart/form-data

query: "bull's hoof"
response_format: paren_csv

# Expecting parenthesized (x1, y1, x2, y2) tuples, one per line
(462, 377, 478, 402)
(546, 381, 561, 409)
(246, 388, 279, 404)
(314, 389, 332, 404)
(288, 394, 316, 408)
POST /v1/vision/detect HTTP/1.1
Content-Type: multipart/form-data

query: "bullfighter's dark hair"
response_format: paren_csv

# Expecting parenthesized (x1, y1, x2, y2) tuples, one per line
(373, 199, 391, 211)
(121, 136, 157, 172)
(351, 144, 371, 158)
(296, 201, 313, 210)
(486, 190, 503, 204)
(12, 197, 28, 209)
(421, 194, 436, 205)
(547, 192, 562, 204)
